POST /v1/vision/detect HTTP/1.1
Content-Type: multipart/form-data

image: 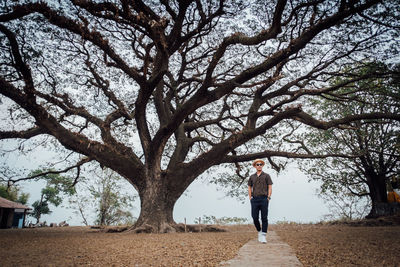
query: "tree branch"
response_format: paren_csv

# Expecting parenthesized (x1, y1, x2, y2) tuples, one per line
(0, 2, 146, 85)
(0, 127, 45, 139)
(294, 111, 400, 130)
(7, 157, 93, 184)
(221, 150, 362, 164)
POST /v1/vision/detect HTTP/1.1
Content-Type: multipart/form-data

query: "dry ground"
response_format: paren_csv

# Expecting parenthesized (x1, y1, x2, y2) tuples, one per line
(0, 225, 254, 266)
(273, 217, 400, 267)
(1, 221, 400, 266)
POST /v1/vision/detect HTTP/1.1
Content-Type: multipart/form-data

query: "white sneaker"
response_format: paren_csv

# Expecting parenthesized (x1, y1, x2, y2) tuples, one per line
(258, 231, 263, 242)
(260, 232, 267, 243)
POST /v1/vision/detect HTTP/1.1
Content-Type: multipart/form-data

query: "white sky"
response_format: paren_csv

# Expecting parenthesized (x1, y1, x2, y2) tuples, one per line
(174, 165, 329, 224)
(2, 140, 329, 225)
(21, 164, 329, 226)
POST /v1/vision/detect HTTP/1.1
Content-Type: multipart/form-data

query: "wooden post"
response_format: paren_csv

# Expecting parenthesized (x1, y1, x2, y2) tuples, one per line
(184, 218, 187, 233)
(199, 217, 201, 232)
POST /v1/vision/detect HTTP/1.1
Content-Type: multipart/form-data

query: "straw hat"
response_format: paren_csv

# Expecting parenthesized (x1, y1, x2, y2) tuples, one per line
(252, 159, 265, 167)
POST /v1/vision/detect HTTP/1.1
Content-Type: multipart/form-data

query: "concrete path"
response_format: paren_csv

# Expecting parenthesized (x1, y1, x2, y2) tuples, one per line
(220, 231, 303, 267)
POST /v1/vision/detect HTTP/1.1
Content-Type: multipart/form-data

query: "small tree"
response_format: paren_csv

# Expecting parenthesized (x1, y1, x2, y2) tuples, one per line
(30, 170, 76, 224)
(69, 194, 90, 226)
(70, 167, 136, 226)
(91, 169, 136, 226)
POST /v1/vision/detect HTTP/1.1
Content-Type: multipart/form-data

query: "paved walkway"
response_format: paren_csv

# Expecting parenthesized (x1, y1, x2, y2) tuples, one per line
(220, 231, 303, 267)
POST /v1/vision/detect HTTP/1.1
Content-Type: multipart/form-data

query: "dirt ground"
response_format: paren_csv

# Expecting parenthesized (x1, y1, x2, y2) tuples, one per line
(0, 225, 254, 267)
(273, 217, 400, 267)
(1, 221, 400, 266)
(274, 224, 400, 266)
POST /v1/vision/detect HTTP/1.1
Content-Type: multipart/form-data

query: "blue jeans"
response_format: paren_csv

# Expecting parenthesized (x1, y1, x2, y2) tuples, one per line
(251, 196, 269, 233)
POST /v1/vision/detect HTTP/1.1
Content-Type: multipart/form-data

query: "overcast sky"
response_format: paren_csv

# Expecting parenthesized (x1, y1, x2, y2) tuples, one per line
(21, 163, 329, 226)
(1, 139, 329, 225)
(174, 164, 329, 225)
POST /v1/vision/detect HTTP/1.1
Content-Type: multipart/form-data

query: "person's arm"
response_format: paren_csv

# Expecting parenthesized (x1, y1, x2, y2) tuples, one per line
(248, 186, 252, 200)
(267, 184, 272, 200)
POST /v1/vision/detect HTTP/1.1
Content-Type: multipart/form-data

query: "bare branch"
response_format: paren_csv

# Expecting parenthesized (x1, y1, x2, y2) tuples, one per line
(7, 157, 93, 184)
(222, 150, 362, 164)
(294, 111, 400, 130)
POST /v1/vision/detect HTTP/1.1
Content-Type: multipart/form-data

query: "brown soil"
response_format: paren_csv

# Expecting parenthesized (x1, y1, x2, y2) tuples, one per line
(273, 218, 400, 267)
(0, 225, 254, 267)
(1, 221, 400, 266)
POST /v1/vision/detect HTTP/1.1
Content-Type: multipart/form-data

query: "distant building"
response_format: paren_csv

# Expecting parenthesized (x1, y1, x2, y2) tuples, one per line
(0, 196, 31, 229)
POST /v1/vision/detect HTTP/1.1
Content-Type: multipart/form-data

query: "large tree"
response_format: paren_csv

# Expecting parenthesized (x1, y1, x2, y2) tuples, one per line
(299, 62, 400, 218)
(0, 0, 399, 232)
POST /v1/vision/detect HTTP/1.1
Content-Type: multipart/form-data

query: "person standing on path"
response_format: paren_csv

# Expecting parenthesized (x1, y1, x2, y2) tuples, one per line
(248, 159, 273, 243)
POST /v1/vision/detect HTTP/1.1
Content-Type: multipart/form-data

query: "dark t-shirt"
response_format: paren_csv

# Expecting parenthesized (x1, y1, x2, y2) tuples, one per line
(248, 171, 273, 197)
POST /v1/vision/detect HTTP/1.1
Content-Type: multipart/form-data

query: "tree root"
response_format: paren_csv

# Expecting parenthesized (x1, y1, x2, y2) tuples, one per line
(104, 223, 227, 233)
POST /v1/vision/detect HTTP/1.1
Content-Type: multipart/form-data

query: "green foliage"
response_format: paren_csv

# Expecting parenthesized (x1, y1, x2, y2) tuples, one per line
(30, 169, 76, 223)
(30, 169, 76, 197)
(0, 183, 29, 204)
(31, 200, 50, 220)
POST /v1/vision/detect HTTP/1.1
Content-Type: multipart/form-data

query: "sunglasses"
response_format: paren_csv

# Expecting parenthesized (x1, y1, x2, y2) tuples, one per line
(256, 163, 264, 166)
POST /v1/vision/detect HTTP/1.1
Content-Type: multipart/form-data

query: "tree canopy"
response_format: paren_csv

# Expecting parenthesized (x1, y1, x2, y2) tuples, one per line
(1, 0, 399, 232)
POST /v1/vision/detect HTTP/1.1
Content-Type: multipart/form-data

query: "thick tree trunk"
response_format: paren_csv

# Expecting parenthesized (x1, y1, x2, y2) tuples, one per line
(132, 176, 180, 233)
(134, 196, 177, 233)
(366, 172, 390, 218)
